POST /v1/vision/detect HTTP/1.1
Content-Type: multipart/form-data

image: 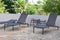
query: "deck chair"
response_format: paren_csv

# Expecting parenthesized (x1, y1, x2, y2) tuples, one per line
(33, 13, 59, 34)
(4, 13, 28, 31)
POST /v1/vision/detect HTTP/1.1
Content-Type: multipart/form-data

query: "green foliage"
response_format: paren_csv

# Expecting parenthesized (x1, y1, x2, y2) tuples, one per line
(14, 0, 25, 13)
(15, 0, 40, 14)
(43, 0, 60, 15)
(0, 0, 7, 13)
(0, 0, 43, 14)
(2, 0, 16, 13)
(23, 4, 41, 15)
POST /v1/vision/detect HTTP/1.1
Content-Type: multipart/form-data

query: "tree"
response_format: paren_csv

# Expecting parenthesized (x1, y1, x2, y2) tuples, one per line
(0, 0, 7, 13)
(43, 0, 60, 15)
(24, 5, 37, 14)
(2, 0, 16, 13)
(16, 0, 37, 14)
(14, 0, 25, 13)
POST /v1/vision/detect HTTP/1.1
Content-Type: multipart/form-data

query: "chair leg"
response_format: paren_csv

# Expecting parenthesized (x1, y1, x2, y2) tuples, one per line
(4, 24, 8, 31)
(12, 26, 14, 31)
(42, 28, 44, 34)
(4, 25, 6, 31)
(48, 27, 49, 29)
(33, 27, 35, 33)
(27, 24, 29, 27)
(57, 26, 59, 30)
(19, 25, 20, 27)
(30, 23, 31, 26)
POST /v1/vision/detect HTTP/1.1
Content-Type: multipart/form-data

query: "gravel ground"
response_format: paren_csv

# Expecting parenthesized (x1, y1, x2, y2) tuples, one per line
(0, 25, 60, 40)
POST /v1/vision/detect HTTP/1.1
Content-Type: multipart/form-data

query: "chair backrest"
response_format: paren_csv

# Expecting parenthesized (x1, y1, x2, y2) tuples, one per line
(17, 13, 28, 23)
(46, 13, 57, 26)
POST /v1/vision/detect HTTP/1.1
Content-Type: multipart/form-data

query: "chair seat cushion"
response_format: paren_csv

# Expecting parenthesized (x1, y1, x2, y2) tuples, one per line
(35, 24, 48, 28)
(4, 23, 17, 26)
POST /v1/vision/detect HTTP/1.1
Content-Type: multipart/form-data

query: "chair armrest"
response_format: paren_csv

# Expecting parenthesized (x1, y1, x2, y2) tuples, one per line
(7, 19, 17, 23)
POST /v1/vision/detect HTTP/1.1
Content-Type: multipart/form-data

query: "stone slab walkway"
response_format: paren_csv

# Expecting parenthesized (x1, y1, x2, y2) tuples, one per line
(0, 26, 60, 40)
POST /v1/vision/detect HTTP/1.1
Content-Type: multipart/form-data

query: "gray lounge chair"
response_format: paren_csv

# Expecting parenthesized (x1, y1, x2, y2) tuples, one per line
(4, 13, 28, 31)
(33, 13, 59, 34)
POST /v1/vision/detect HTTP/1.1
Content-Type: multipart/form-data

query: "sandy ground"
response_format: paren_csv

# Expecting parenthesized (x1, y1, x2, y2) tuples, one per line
(0, 25, 60, 40)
